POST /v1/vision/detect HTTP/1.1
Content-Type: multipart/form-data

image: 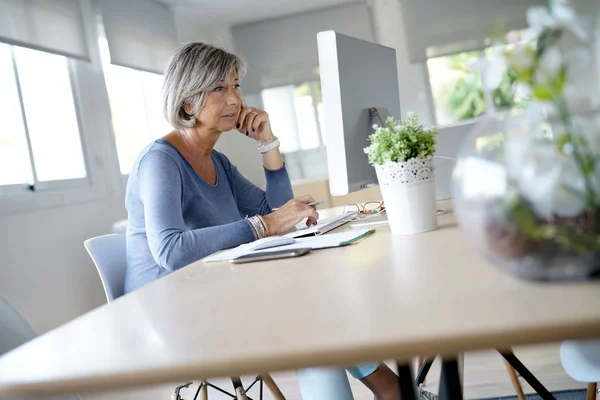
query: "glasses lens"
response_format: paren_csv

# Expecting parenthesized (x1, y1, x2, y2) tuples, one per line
(363, 201, 382, 214)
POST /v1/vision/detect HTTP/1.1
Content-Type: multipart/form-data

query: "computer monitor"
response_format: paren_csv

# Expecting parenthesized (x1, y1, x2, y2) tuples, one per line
(317, 31, 401, 196)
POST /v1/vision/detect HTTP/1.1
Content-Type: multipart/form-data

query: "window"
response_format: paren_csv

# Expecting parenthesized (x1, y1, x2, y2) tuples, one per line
(261, 81, 325, 153)
(426, 30, 530, 126)
(104, 64, 169, 174)
(427, 51, 486, 126)
(260, 81, 328, 180)
(0, 43, 87, 190)
(99, 39, 170, 175)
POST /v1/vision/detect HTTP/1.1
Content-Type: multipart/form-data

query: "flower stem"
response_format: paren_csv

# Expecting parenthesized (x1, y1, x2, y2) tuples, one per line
(554, 94, 597, 207)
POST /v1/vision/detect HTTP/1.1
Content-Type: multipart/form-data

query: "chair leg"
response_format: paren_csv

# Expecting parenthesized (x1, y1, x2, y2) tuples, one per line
(588, 382, 597, 400)
(503, 359, 526, 400)
(259, 373, 286, 400)
(416, 357, 426, 385)
(199, 382, 208, 400)
(231, 377, 248, 400)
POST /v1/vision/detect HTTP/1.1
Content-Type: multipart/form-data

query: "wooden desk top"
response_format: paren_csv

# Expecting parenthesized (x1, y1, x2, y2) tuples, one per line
(1, 203, 600, 397)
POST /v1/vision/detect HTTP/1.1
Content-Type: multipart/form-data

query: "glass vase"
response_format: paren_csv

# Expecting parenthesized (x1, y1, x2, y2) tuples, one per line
(452, 110, 600, 281)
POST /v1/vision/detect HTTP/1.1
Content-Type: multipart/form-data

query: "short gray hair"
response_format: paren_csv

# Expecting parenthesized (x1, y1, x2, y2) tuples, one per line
(163, 42, 247, 129)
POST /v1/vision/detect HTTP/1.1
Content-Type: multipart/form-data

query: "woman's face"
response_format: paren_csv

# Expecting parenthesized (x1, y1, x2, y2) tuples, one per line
(196, 69, 243, 132)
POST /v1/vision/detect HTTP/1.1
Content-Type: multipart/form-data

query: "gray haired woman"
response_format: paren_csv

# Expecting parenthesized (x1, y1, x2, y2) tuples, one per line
(124, 42, 399, 399)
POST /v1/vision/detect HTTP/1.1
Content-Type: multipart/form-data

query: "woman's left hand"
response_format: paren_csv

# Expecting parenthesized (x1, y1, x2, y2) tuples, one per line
(236, 106, 276, 145)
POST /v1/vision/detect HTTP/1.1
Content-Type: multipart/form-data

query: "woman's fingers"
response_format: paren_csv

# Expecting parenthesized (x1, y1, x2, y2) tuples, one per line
(251, 112, 268, 135)
(295, 195, 316, 204)
(306, 217, 318, 227)
(245, 110, 259, 135)
(298, 205, 319, 221)
(236, 107, 252, 133)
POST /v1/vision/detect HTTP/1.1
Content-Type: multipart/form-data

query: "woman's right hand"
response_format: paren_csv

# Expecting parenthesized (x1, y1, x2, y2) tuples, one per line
(262, 195, 319, 236)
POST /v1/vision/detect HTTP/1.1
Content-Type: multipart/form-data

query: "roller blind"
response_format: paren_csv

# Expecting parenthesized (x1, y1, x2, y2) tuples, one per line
(232, 2, 374, 93)
(99, 0, 178, 74)
(400, 0, 547, 62)
(0, 0, 89, 60)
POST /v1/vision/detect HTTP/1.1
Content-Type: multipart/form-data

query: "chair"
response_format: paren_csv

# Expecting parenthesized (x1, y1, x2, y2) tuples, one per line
(561, 340, 600, 400)
(84, 234, 285, 400)
(0, 296, 82, 400)
(84, 234, 126, 301)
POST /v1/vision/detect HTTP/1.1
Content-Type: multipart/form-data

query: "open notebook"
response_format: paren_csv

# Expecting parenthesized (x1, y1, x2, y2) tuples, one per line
(284, 211, 359, 239)
(203, 228, 374, 263)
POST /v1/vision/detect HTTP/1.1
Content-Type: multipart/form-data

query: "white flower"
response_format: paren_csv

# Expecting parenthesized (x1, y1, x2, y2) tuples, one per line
(484, 45, 508, 91)
(533, 46, 562, 86)
(510, 44, 536, 71)
(505, 137, 588, 217)
(526, 1, 588, 42)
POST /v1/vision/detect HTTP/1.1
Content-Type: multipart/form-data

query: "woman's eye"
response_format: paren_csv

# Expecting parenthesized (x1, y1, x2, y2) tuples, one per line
(234, 84, 241, 89)
(214, 87, 223, 92)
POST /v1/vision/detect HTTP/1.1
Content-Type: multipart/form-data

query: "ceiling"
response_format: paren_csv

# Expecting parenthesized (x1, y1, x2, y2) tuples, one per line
(159, 0, 359, 26)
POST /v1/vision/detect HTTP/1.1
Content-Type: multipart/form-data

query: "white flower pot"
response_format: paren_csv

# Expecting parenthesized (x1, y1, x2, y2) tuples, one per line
(375, 156, 438, 235)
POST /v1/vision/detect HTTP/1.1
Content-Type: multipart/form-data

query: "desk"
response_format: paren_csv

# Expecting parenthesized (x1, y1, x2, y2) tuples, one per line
(1, 202, 600, 398)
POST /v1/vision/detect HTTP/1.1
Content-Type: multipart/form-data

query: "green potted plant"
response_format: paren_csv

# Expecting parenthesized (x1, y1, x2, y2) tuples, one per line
(364, 112, 439, 235)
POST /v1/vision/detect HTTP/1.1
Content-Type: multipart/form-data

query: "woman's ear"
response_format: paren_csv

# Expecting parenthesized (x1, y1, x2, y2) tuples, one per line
(182, 103, 194, 116)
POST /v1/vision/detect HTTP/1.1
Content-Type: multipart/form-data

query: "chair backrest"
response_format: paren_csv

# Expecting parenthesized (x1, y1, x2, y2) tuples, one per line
(0, 297, 83, 400)
(0, 296, 37, 357)
(84, 234, 126, 302)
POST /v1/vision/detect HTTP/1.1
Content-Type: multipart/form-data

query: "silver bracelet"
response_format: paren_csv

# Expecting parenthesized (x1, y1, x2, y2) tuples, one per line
(257, 136, 280, 154)
(246, 216, 259, 239)
(246, 216, 265, 239)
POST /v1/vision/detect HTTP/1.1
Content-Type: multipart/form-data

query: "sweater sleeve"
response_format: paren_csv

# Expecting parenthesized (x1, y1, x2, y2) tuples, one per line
(220, 153, 294, 216)
(138, 150, 255, 271)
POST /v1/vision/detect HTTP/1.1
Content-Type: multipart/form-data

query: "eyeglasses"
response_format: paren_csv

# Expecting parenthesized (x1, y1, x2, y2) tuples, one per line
(343, 201, 385, 217)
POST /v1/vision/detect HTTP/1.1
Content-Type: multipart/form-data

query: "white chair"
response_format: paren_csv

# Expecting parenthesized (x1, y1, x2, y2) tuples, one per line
(560, 340, 600, 400)
(84, 234, 126, 301)
(0, 296, 82, 400)
(84, 234, 285, 399)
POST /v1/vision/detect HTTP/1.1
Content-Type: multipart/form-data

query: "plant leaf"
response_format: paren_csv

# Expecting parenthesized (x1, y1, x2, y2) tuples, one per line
(532, 85, 553, 100)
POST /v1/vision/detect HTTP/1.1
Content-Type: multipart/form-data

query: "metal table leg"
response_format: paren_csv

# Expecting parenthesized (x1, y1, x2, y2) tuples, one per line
(397, 363, 418, 400)
(438, 358, 462, 400)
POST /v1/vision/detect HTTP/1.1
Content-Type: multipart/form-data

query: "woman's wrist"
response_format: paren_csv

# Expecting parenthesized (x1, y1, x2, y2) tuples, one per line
(261, 213, 277, 236)
(256, 135, 277, 146)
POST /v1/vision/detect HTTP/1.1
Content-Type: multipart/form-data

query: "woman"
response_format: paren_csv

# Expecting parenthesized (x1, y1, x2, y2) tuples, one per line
(124, 42, 399, 399)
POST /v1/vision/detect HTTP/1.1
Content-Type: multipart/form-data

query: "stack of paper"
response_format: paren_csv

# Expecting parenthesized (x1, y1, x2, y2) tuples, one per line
(203, 229, 374, 263)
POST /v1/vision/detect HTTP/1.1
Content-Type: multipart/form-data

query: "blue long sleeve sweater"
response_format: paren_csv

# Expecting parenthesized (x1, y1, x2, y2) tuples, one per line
(124, 139, 293, 293)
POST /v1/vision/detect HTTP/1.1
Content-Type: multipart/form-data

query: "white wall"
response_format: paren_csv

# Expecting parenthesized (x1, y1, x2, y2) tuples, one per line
(0, 0, 125, 334)
(370, 0, 435, 127)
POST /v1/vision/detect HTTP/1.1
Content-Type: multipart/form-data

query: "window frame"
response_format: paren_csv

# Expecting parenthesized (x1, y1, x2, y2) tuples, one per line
(0, 45, 92, 196)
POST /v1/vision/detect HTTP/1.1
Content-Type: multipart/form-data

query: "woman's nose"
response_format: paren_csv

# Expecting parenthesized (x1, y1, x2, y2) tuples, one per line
(227, 88, 242, 105)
